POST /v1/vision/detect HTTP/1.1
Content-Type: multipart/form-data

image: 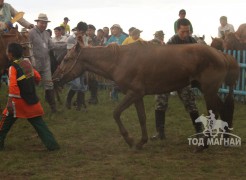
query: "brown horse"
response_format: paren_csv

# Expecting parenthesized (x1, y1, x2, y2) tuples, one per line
(224, 32, 246, 50)
(53, 41, 239, 149)
(0, 27, 31, 85)
(211, 32, 246, 51)
(211, 37, 224, 51)
(235, 23, 246, 43)
(194, 35, 207, 45)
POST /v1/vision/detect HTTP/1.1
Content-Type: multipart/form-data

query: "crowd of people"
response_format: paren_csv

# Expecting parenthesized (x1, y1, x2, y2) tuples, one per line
(0, 0, 240, 151)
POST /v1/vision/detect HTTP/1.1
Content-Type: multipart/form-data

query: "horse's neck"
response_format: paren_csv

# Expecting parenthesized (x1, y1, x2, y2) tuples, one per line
(82, 46, 119, 80)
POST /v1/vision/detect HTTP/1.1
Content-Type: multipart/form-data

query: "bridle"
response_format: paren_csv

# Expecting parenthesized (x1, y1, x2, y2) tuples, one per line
(53, 45, 82, 82)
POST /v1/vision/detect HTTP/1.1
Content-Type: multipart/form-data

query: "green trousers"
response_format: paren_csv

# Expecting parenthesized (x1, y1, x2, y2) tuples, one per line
(0, 115, 60, 151)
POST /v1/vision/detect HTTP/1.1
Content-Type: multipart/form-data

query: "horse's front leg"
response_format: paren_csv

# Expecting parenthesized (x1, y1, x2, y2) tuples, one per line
(134, 98, 148, 149)
(113, 91, 140, 148)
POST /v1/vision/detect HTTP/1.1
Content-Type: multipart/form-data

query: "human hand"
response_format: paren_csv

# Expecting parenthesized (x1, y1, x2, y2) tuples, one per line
(5, 21, 13, 29)
(28, 24, 34, 29)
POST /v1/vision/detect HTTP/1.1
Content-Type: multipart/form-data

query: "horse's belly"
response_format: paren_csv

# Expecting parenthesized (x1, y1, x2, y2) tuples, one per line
(145, 78, 190, 95)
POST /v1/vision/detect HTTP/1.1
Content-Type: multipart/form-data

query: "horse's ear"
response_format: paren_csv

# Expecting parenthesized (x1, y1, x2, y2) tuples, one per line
(211, 36, 214, 40)
(202, 35, 205, 40)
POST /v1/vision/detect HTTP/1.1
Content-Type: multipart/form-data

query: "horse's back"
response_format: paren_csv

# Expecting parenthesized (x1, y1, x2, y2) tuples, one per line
(118, 43, 229, 94)
(236, 23, 246, 43)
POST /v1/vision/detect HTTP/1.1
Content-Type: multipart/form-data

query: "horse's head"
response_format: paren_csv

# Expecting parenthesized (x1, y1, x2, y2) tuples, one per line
(210, 37, 224, 51)
(6, 27, 31, 57)
(224, 32, 241, 50)
(194, 35, 207, 45)
(0, 27, 31, 69)
(52, 42, 86, 86)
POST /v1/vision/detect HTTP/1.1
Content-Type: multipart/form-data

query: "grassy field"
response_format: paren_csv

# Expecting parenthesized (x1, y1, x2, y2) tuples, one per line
(0, 85, 245, 180)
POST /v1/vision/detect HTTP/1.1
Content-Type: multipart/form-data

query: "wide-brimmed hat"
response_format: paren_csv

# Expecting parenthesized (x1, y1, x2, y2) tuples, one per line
(111, 24, 121, 29)
(34, 13, 50, 22)
(154, 30, 165, 37)
(131, 29, 142, 36)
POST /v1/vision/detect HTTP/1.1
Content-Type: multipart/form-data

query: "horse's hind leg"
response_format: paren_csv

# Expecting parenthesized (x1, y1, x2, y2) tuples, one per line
(134, 98, 148, 149)
(203, 89, 223, 119)
(222, 87, 234, 129)
(113, 91, 141, 148)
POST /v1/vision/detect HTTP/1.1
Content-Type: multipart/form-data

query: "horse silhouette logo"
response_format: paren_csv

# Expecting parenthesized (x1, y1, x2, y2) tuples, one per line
(195, 110, 233, 138)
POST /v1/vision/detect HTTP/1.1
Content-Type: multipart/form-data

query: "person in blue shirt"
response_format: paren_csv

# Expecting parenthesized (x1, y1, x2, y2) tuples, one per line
(105, 24, 127, 45)
(105, 24, 127, 101)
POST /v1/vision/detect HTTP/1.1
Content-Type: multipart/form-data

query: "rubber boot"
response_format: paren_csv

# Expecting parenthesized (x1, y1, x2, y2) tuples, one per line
(45, 89, 57, 113)
(151, 110, 165, 140)
(189, 111, 203, 134)
(190, 111, 209, 152)
(76, 91, 87, 111)
(66, 90, 76, 109)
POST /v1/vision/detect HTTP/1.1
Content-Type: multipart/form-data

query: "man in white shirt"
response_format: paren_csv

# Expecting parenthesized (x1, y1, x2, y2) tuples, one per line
(52, 26, 67, 43)
(218, 16, 235, 39)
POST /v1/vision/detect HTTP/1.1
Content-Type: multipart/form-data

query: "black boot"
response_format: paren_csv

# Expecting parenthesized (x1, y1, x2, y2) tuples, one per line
(76, 91, 87, 111)
(190, 111, 203, 134)
(45, 89, 57, 113)
(66, 90, 76, 109)
(190, 111, 209, 152)
(151, 110, 165, 140)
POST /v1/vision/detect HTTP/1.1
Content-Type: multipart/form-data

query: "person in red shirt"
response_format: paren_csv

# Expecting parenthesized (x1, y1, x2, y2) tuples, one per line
(0, 43, 60, 151)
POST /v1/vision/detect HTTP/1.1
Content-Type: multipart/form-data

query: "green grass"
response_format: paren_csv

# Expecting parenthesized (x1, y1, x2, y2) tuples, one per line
(0, 85, 245, 179)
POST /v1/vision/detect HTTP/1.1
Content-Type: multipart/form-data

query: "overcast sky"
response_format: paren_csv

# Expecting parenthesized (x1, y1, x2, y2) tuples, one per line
(7, 0, 246, 44)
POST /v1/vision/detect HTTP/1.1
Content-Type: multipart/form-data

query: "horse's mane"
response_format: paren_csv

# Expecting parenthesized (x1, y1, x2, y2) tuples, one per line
(211, 37, 224, 51)
(224, 32, 242, 50)
(226, 32, 236, 38)
(136, 40, 163, 47)
(107, 43, 120, 60)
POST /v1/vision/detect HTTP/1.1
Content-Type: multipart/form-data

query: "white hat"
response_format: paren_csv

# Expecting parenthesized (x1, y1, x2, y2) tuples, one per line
(34, 13, 50, 22)
(111, 24, 121, 29)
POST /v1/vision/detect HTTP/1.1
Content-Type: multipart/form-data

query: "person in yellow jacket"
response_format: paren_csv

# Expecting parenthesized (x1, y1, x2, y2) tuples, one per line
(0, 42, 60, 151)
(122, 28, 143, 45)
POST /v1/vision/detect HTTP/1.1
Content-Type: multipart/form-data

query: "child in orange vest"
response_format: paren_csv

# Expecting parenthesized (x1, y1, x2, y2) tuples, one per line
(0, 42, 60, 151)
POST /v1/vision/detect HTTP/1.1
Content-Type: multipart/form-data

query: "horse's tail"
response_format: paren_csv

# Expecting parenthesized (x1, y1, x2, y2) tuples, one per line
(224, 54, 240, 88)
(223, 54, 240, 128)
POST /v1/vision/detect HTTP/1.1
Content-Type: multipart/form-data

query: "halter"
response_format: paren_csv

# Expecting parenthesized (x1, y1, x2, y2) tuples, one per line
(53, 46, 82, 82)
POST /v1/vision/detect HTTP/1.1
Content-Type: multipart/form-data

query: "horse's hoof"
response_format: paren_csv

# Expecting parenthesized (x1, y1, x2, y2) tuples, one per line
(126, 137, 134, 148)
(135, 143, 143, 150)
